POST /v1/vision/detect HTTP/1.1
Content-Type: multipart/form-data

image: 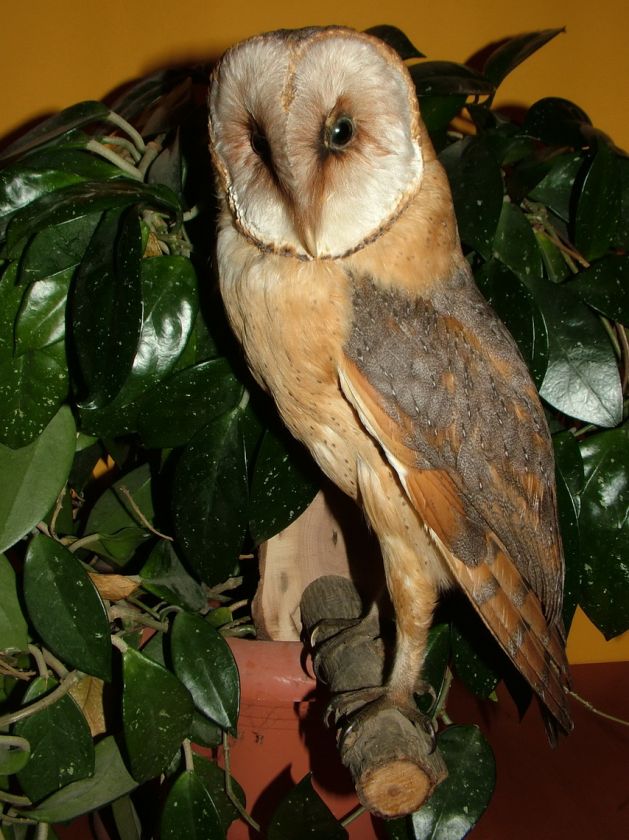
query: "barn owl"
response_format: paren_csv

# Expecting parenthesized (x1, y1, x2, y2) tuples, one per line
(208, 26, 572, 737)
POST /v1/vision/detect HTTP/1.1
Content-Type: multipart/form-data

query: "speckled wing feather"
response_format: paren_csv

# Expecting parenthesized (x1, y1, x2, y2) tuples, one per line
(339, 266, 572, 733)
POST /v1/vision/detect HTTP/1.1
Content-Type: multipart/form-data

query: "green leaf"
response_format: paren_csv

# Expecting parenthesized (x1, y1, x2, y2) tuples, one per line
(410, 62, 494, 97)
(439, 137, 504, 260)
(0, 405, 76, 553)
(171, 612, 239, 733)
(474, 259, 548, 387)
(18, 211, 102, 285)
(574, 141, 621, 261)
(0, 101, 111, 163)
(535, 232, 571, 284)
(268, 774, 348, 840)
(193, 754, 246, 832)
(15, 268, 73, 353)
(25, 736, 137, 822)
(173, 409, 248, 585)
(160, 770, 225, 840)
(525, 279, 623, 427)
(0, 340, 69, 447)
(249, 423, 319, 544)
(416, 623, 450, 714)
(79, 255, 199, 436)
(578, 428, 629, 638)
(0, 554, 29, 652)
(493, 201, 544, 283)
(84, 462, 154, 565)
(0, 735, 30, 775)
(6, 179, 180, 257)
(420, 96, 467, 138)
(553, 432, 583, 629)
(23, 534, 112, 680)
(70, 207, 143, 408)
(451, 622, 500, 699)
(410, 726, 495, 840)
(189, 711, 223, 748)
(140, 541, 206, 611)
(567, 256, 629, 325)
(482, 29, 564, 86)
(14, 675, 94, 802)
(364, 25, 424, 59)
(523, 97, 592, 147)
(528, 153, 582, 222)
(137, 358, 244, 449)
(0, 169, 86, 243)
(122, 647, 194, 782)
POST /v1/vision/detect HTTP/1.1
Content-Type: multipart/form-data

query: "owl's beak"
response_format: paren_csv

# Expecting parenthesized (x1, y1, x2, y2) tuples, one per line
(293, 206, 321, 259)
(300, 227, 319, 259)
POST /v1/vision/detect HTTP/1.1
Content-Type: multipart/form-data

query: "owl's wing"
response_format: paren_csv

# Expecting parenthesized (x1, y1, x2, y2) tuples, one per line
(339, 268, 571, 733)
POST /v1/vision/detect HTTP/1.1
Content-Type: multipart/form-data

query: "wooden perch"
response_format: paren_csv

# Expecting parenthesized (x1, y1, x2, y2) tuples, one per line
(301, 575, 447, 819)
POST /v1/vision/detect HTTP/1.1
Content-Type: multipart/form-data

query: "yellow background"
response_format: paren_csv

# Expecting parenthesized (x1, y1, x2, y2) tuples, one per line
(1, 1, 627, 663)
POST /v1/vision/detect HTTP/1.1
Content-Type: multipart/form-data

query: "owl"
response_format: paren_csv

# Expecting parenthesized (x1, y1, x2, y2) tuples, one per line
(208, 26, 572, 738)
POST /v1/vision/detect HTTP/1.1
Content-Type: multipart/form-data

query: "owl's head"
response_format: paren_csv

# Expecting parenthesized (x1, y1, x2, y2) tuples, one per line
(209, 27, 429, 260)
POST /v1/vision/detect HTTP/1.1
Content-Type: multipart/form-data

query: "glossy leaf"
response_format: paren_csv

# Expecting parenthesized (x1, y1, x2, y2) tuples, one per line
(483, 29, 564, 86)
(268, 774, 348, 840)
(15, 268, 73, 353)
(410, 62, 494, 97)
(0, 101, 110, 163)
(171, 611, 239, 732)
(528, 153, 582, 222)
(5, 178, 179, 256)
(25, 736, 137, 822)
(420, 95, 467, 138)
(122, 647, 194, 782)
(451, 621, 500, 699)
(574, 141, 621, 261)
(525, 279, 623, 427)
(493, 201, 543, 283)
(417, 623, 450, 714)
(0, 553, 29, 653)
(578, 428, 629, 638)
(411, 726, 495, 839)
(24, 534, 112, 680)
(553, 432, 583, 629)
(193, 754, 246, 831)
(14, 675, 94, 802)
(535, 232, 571, 284)
(160, 770, 225, 840)
(173, 409, 248, 585)
(0, 169, 86, 243)
(137, 358, 244, 449)
(0, 340, 69, 447)
(0, 405, 75, 553)
(523, 97, 591, 148)
(79, 254, 198, 436)
(140, 541, 206, 611)
(475, 259, 548, 387)
(364, 25, 424, 59)
(439, 138, 504, 260)
(70, 207, 143, 408)
(567, 255, 629, 325)
(18, 211, 102, 285)
(249, 423, 319, 545)
(0, 735, 30, 775)
(190, 711, 223, 748)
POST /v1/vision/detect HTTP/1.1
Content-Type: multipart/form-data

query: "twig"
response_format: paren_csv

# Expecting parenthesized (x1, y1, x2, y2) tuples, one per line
(117, 485, 173, 541)
(222, 732, 260, 833)
(27, 645, 48, 679)
(569, 690, 629, 728)
(182, 739, 195, 772)
(433, 667, 454, 725)
(0, 672, 80, 728)
(341, 803, 367, 828)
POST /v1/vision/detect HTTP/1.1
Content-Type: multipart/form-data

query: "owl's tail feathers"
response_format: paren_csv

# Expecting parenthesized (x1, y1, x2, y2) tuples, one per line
(449, 539, 573, 738)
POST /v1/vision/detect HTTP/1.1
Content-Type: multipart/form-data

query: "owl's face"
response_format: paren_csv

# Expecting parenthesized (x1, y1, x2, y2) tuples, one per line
(209, 27, 425, 260)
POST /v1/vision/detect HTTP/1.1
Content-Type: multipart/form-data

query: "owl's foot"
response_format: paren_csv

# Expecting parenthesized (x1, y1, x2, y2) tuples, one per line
(329, 687, 437, 753)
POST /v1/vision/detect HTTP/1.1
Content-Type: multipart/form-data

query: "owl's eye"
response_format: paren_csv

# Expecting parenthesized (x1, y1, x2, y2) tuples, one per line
(328, 116, 355, 150)
(250, 125, 273, 169)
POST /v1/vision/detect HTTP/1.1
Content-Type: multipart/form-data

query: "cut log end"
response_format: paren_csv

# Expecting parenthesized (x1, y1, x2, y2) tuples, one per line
(358, 758, 435, 819)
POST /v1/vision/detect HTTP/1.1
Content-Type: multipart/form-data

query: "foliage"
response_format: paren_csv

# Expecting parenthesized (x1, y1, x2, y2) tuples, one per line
(0, 22, 626, 840)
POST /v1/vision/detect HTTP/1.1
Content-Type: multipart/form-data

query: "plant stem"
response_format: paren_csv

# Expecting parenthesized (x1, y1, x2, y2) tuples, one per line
(182, 739, 195, 771)
(41, 647, 69, 680)
(222, 732, 260, 833)
(28, 645, 48, 679)
(117, 485, 173, 541)
(66, 533, 104, 554)
(101, 135, 142, 162)
(35, 821, 49, 840)
(85, 140, 143, 180)
(105, 111, 146, 154)
(111, 635, 129, 654)
(108, 604, 168, 632)
(0, 791, 31, 808)
(137, 137, 165, 178)
(0, 672, 79, 728)
(568, 690, 629, 727)
(341, 803, 366, 827)
(49, 486, 66, 540)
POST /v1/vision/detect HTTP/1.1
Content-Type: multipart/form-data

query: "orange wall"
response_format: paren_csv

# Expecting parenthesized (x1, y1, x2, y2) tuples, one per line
(1, 1, 627, 663)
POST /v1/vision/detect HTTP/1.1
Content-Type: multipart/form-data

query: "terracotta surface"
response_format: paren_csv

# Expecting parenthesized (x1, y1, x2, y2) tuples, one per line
(56, 646, 629, 839)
